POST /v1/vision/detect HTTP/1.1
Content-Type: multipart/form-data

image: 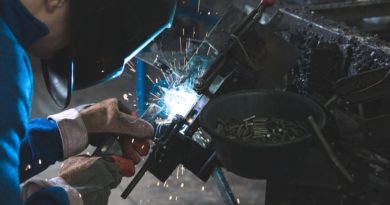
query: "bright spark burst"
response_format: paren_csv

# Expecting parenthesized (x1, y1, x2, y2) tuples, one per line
(161, 83, 199, 120)
(145, 49, 213, 122)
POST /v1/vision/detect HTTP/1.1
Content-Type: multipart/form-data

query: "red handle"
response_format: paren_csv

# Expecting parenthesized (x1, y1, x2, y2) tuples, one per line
(261, 0, 276, 6)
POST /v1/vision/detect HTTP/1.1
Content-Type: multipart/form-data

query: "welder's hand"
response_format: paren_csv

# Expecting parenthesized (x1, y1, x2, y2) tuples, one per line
(79, 98, 153, 139)
(21, 154, 131, 205)
(58, 155, 133, 205)
(80, 98, 151, 164)
(49, 98, 153, 159)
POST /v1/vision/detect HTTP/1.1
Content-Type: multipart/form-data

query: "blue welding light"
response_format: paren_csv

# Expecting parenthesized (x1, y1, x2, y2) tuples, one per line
(98, 13, 177, 83)
(160, 80, 200, 120)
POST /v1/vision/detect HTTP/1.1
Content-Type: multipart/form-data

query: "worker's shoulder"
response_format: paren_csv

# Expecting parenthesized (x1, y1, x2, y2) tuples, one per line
(0, 17, 27, 60)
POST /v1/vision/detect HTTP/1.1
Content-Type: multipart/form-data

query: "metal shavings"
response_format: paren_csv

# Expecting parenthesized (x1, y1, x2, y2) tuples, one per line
(216, 117, 309, 144)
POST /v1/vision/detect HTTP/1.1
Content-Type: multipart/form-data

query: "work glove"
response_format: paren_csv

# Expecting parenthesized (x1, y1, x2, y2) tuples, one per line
(59, 155, 131, 205)
(79, 98, 153, 140)
(49, 98, 153, 160)
(22, 154, 133, 205)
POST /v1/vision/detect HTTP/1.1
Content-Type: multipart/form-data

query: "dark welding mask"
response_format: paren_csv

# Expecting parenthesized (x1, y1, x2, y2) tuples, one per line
(42, 0, 177, 108)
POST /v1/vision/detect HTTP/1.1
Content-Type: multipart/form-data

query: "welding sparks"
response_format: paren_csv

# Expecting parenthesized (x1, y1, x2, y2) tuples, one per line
(146, 74, 154, 84)
(193, 27, 196, 38)
(179, 36, 183, 52)
(181, 165, 185, 175)
(118, 2, 231, 204)
(160, 84, 199, 120)
(123, 94, 129, 101)
(139, 4, 220, 125)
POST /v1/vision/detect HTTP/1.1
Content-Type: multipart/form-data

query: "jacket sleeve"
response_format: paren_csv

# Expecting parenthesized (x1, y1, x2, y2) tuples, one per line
(0, 32, 33, 205)
(22, 177, 83, 205)
(25, 187, 71, 205)
(19, 118, 64, 182)
(0, 21, 70, 205)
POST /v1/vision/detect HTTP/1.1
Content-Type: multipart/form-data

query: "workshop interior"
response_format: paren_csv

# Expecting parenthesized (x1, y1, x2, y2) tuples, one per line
(30, 0, 390, 204)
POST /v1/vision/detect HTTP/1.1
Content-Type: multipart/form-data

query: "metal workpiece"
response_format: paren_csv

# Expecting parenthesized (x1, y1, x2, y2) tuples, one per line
(195, 7, 299, 95)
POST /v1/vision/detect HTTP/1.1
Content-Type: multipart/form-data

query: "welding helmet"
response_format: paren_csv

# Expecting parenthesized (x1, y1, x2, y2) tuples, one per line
(42, 0, 177, 108)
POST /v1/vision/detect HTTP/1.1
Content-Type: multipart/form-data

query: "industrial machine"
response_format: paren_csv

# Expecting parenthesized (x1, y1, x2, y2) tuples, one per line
(96, 0, 390, 204)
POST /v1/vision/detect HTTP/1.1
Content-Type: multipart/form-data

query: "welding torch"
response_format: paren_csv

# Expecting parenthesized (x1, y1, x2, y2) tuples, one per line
(93, 103, 216, 200)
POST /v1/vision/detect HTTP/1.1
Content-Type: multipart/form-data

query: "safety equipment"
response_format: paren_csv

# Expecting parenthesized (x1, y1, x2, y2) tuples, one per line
(42, 0, 177, 108)
(79, 98, 154, 140)
(49, 98, 152, 159)
(59, 155, 131, 205)
(79, 98, 152, 165)
(21, 154, 136, 205)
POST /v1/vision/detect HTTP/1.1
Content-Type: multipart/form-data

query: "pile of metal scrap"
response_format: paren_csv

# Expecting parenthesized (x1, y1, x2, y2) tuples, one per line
(215, 117, 308, 143)
(193, 1, 390, 204)
(229, 1, 390, 204)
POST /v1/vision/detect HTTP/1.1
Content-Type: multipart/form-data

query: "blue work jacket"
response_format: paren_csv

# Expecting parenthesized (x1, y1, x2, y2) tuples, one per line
(0, 0, 70, 204)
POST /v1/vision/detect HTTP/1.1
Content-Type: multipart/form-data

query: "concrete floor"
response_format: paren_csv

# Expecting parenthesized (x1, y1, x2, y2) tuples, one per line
(34, 157, 266, 205)
(29, 57, 267, 205)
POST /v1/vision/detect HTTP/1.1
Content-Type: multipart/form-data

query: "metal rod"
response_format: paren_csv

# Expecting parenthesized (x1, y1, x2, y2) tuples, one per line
(307, 116, 354, 184)
(212, 167, 239, 205)
(121, 152, 156, 199)
(197, 152, 217, 177)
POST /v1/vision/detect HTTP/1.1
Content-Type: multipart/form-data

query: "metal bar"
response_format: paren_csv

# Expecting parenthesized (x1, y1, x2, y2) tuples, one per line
(301, 0, 390, 20)
(136, 59, 146, 115)
(307, 116, 355, 184)
(212, 167, 239, 205)
(121, 152, 156, 199)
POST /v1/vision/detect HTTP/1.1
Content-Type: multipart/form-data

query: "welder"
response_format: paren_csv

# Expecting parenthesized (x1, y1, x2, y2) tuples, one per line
(0, 0, 176, 205)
